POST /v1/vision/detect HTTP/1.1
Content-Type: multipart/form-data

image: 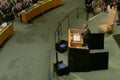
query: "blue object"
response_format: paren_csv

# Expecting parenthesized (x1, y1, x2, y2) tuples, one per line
(60, 43, 67, 48)
(58, 63, 66, 69)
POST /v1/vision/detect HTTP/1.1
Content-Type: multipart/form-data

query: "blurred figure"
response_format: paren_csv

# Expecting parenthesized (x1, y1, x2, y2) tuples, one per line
(102, 0, 108, 12)
(85, 0, 93, 11)
(85, 0, 93, 20)
(109, 1, 114, 9)
(5, 0, 15, 21)
(99, 0, 104, 11)
(110, 0, 117, 9)
(92, 0, 101, 14)
(0, 0, 15, 22)
(116, 0, 120, 25)
(22, 0, 32, 10)
(32, 0, 39, 4)
(81, 23, 91, 44)
(0, 8, 6, 24)
(12, 2, 22, 19)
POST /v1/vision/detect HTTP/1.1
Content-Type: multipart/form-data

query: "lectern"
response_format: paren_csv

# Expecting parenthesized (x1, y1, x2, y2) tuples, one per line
(68, 28, 108, 72)
(68, 28, 90, 72)
(68, 28, 83, 48)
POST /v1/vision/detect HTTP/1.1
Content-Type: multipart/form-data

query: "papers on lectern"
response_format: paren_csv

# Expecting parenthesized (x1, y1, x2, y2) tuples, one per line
(73, 34, 80, 41)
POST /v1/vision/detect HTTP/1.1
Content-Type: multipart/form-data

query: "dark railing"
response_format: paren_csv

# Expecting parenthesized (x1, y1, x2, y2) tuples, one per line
(54, 7, 86, 43)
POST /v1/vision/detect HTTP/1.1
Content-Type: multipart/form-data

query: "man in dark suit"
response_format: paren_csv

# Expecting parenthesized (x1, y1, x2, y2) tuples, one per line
(81, 23, 91, 45)
(85, 0, 93, 20)
(85, 0, 93, 11)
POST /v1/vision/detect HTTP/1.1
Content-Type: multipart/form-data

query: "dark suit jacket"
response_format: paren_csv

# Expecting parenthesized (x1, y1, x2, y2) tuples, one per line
(117, 1, 120, 11)
(85, 0, 93, 7)
(81, 28, 91, 44)
(85, 0, 93, 12)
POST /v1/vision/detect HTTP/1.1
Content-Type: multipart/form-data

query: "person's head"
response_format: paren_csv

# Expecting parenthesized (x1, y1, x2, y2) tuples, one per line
(82, 23, 88, 30)
(15, 2, 21, 8)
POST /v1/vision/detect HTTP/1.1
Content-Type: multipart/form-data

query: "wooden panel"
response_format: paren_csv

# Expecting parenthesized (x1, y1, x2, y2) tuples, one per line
(20, 0, 62, 22)
(21, 13, 27, 22)
(52, 0, 62, 7)
(42, 1, 52, 11)
(70, 41, 83, 48)
(0, 23, 14, 45)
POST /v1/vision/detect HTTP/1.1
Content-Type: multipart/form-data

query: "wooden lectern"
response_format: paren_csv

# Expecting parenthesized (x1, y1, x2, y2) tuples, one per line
(68, 28, 90, 72)
(68, 28, 108, 72)
(68, 28, 84, 48)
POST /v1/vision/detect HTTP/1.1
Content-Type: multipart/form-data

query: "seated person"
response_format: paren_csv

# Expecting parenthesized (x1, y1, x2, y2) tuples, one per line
(109, 1, 116, 9)
(81, 23, 91, 44)
(0, 8, 6, 24)
(92, 0, 101, 13)
(85, 0, 93, 12)
(85, 0, 94, 19)
(4, 0, 15, 22)
(12, 2, 22, 19)
(22, 0, 32, 10)
(31, 0, 39, 4)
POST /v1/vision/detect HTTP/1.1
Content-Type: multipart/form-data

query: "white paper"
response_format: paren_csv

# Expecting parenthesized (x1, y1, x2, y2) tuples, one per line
(73, 34, 80, 41)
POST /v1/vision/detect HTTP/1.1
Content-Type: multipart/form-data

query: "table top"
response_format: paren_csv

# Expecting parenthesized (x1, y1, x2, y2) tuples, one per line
(68, 28, 84, 48)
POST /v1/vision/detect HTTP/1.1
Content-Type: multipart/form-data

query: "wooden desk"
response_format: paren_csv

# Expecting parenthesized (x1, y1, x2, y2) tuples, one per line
(0, 23, 14, 45)
(68, 28, 84, 48)
(20, 0, 62, 22)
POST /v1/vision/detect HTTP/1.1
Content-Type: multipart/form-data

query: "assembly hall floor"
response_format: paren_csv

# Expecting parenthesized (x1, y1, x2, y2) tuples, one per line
(0, 0, 120, 80)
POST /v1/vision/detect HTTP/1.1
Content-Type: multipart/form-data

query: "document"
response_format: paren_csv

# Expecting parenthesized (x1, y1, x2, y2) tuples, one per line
(73, 34, 80, 41)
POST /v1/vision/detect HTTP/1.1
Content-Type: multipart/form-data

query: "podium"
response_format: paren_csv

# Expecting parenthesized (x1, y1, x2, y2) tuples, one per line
(68, 28, 108, 72)
(68, 28, 90, 72)
(68, 28, 84, 48)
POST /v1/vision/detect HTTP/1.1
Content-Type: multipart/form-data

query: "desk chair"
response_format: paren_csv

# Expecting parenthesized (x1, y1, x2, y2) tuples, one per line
(98, 9, 116, 36)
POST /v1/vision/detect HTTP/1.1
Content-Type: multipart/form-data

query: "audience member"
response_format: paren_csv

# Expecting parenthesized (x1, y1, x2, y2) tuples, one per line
(116, 0, 120, 25)
(22, 0, 32, 10)
(12, 2, 22, 19)
(92, 0, 101, 14)
(4, 0, 15, 21)
(0, 0, 42, 23)
(85, 0, 93, 12)
(102, 0, 108, 11)
(85, 0, 94, 20)
(99, 0, 104, 11)
(0, 8, 6, 24)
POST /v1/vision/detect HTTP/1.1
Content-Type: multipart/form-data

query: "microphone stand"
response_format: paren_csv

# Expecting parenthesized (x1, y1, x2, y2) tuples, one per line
(56, 52, 59, 64)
